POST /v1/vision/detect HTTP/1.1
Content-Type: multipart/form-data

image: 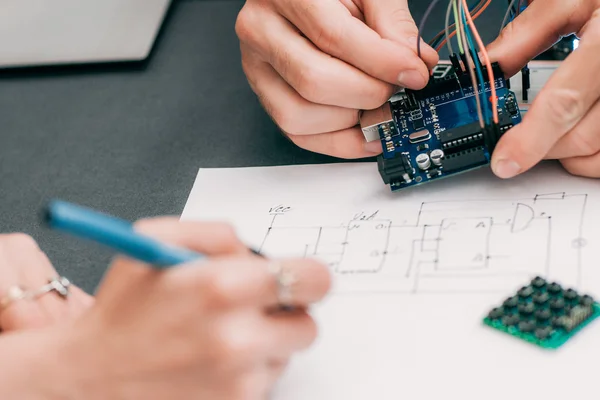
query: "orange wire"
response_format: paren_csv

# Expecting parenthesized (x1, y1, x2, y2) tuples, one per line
(435, 0, 492, 52)
(461, 0, 498, 124)
(429, 0, 486, 45)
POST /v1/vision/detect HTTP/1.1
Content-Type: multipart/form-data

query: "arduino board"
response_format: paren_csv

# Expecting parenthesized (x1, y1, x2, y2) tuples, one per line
(360, 54, 523, 192)
(484, 277, 600, 349)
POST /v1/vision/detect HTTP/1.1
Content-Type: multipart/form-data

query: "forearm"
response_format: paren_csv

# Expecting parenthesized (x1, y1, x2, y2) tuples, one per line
(0, 327, 85, 399)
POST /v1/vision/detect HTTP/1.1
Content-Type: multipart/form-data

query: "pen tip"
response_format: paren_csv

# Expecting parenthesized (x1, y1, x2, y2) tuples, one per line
(40, 200, 58, 226)
(41, 206, 51, 225)
(250, 248, 264, 257)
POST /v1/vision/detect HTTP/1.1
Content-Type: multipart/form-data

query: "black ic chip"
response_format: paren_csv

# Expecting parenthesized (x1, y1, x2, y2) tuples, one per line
(412, 118, 425, 130)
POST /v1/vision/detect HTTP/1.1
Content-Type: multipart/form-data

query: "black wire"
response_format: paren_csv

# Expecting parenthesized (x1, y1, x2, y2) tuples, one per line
(509, 0, 518, 14)
(516, 0, 525, 15)
(418, 0, 444, 59)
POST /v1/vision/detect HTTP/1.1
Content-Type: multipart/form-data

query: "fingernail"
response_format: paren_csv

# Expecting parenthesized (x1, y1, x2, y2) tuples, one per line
(364, 140, 383, 154)
(493, 158, 521, 179)
(397, 69, 426, 88)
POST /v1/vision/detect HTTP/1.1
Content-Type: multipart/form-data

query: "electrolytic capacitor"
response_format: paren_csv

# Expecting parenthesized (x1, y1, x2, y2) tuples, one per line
(416, 153, 431, 170)
(430, 149, 444, 166)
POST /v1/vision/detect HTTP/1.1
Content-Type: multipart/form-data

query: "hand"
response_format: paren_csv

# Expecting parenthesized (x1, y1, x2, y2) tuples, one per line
(66, 218, 331, 400)
(486, 0, 600, 179)
(235, 0, 439, 159)
(0, 234, 94, 332)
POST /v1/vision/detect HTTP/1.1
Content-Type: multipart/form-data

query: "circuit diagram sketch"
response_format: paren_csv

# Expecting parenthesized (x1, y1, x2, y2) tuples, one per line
(257, 193, 588, 294)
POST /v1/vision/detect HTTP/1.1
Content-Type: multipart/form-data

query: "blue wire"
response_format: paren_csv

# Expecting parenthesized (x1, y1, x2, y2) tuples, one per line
(461, 8, 490, 125)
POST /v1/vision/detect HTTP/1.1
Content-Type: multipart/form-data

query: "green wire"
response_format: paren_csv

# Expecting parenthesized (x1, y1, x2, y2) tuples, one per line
(452, 0, 465, 54)
(461, 2, 490, 124)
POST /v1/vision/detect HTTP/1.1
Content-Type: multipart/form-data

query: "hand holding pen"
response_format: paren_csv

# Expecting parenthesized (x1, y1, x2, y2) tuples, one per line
(27, 201, 332, 399)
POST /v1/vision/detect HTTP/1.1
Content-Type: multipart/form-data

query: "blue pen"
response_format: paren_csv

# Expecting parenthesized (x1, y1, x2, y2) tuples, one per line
(44, 200, 262, 268)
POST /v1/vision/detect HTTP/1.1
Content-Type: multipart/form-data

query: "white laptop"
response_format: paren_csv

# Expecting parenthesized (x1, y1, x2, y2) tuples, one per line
(0, 0, 172, 68)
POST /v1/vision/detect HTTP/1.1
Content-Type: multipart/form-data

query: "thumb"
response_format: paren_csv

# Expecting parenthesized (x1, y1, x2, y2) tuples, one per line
(361, 0, 439, 70)
(486, 0, 588, 77)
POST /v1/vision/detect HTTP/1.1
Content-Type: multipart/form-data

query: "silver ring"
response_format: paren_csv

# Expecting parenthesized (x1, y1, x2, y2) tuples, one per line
(33, 276, 71, 298)
(267, 261, 296, 307)
(0, 276, 71, 311)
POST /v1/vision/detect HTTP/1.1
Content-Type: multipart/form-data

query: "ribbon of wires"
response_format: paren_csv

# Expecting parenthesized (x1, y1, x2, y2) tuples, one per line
(430, 0, 492, 53)
(460, 0, 499, 125)
(416, 0, 500, 128)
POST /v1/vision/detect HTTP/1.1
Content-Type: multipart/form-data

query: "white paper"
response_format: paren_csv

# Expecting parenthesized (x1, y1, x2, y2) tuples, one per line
(182, 161, 600, 400)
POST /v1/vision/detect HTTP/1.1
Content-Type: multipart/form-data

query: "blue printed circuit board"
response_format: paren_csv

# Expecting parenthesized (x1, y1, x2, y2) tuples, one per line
(365, 60, 523, 192)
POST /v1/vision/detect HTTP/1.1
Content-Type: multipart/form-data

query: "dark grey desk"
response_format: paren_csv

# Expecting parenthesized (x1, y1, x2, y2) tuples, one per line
(0, 0, 510, 293)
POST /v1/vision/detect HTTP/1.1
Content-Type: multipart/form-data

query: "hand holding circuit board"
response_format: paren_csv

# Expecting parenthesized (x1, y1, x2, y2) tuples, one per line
(485, 0, 600, 180)
(235, 0, 439, 159)
(360, 0, 600, 191)
(360, 0, 522, 192)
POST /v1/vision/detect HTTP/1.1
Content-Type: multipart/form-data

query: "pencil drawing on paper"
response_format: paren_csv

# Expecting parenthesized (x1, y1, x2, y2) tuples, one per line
(257, 193, 588, 294)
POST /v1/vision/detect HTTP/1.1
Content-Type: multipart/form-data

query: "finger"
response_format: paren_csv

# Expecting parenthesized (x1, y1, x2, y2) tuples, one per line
(274, 0, 430, 89)
(266, 358, 289, 392)
(66, 286, 95, 311)
(236, 369, 274, 400)
(362, 0, 439, 69)
(174, 256, 332, 309)
(0, 235, 65, 322)
(261, 309, 318, 357)
(491, 19, 600, 179)
(560, 151, 600, 178)
(108, 219, 252, 296)
(0, 236, 46, 330)
(287, 126, 383, 159)
(1, 285, 94, 333)
(0, 301, 47, 331)
(134, 217, 249, 256)
(260, 257, 332, 308)
(545, 100, 600, 159)
(0, 234, 87, 331)
(19, 250, 88, 321)
(339, 0, 365, 21)
(102, 219, 248, 305)
(238, 9, 394, 109)
(268, 357, 288, 376)
(1, 286, 92, 332)
(241, 48, 362, 135)
(486, 0, 593, 76)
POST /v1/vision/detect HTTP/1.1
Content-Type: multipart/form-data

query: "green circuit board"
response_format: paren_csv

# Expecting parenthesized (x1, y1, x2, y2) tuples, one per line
(484, 277, 600, 349)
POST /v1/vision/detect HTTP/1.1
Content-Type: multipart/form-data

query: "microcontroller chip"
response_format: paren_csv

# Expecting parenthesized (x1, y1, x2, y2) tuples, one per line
(483, 277, 600, 349)
(412, 118, 425, 130)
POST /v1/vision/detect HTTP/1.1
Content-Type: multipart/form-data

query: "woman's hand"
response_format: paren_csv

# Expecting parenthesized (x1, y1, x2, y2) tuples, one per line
(0, 233, 94, 332)
(235, 0, 438, 159)
(66, 218, 331, 400)
(487, 0, 600, 179)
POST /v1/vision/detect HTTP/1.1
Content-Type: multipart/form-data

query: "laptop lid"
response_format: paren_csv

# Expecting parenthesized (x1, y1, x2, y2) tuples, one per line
(0, 0, 172, 68)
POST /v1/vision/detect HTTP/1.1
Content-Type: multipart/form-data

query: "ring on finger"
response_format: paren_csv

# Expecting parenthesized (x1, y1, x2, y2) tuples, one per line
(267, 261, 297, 307)
(0, 276, 71, 311)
